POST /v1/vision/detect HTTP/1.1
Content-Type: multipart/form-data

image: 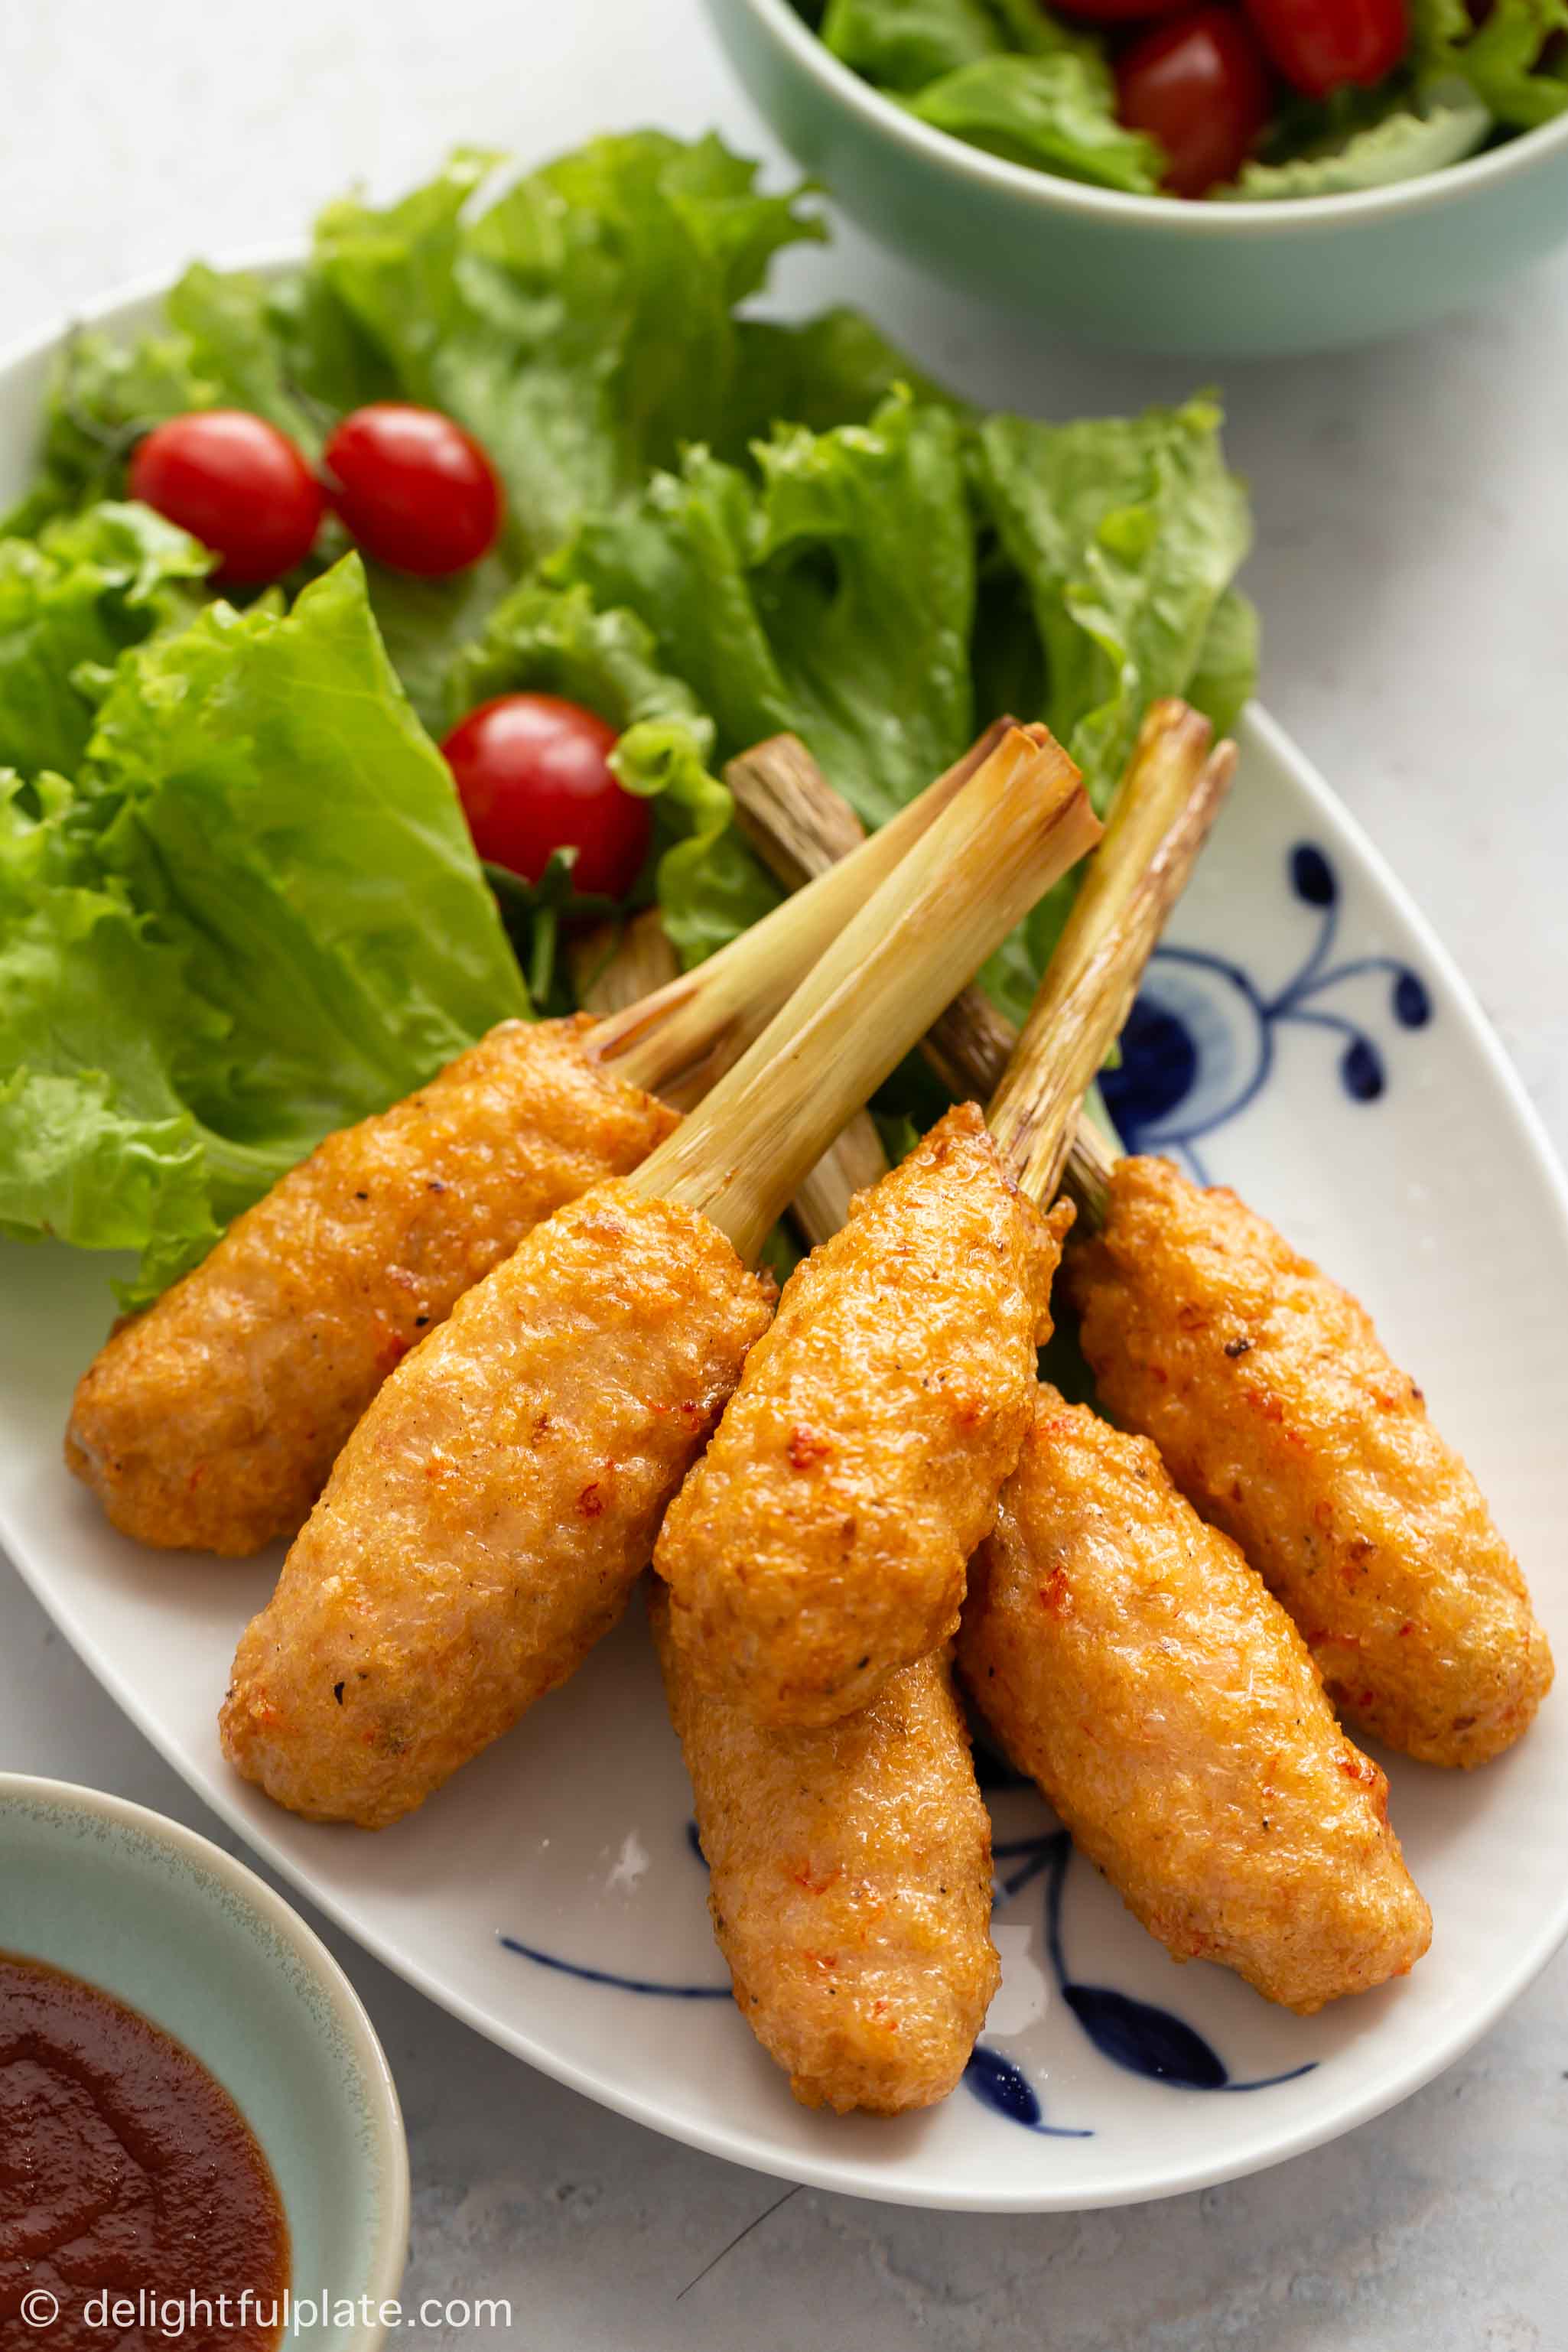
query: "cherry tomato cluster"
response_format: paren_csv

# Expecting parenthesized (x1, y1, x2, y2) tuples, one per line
(131, 407, 646, 899)
(128, 403, 503, 587)
(1059, 0, 1408, 197)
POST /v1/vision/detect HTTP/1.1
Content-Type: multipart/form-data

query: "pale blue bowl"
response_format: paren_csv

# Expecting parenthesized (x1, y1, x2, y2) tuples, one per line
(706, 0, 1568, 353)
(0, 1775, 409, 2352)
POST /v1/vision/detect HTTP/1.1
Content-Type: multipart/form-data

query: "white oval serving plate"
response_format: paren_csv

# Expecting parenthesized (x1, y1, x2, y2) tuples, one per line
(2, 272, 1566, 2212)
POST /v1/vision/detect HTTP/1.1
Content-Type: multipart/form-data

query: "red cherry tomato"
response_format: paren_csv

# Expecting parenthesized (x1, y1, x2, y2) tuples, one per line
(128, 411, 324, 586)
(1241, 0, 1406, 96)
(323, 405, 503, 578)
(1116, 7, 1274, 197)
(441, 695, 651, 901)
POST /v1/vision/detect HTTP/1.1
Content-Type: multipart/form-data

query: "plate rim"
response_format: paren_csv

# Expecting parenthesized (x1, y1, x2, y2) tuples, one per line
(3, 276, 1568, 2212)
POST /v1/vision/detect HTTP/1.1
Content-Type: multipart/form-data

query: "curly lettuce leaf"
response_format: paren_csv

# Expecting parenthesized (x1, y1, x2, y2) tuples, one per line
(748, 399, 977, 827)
(0, 556, 524, 1302)
(0, 503, 212, 780)
(1413, 0, 1568, 126)
(554, 391, 978, 830)
(721, 307, 965, 454)
(966, 397, 1252, 1023)
(821, 0, 1018, 89)
(1187, 585, 1260, 740)
(971, 395, 1253, 810)
(314, 136, 823, 568)
(8, 136, 828, 600)
(0, 769, 229, 1289)
(1222, 83, 1491, 197)
(548, 383, 1249, 1010)
(904, 54, 1163, 191)
(5, 333, 222, 538)
(821, 0, 1103, 86)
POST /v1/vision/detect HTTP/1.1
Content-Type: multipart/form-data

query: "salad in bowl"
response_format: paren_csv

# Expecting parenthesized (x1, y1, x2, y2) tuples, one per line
(798, 0, 1568, 198)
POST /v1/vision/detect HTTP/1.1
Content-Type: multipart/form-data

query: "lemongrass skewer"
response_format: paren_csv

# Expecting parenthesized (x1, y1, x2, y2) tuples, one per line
(986, 716, 1233, 1205)
(590, 724, 1010, 1101)
(727, 704, 1235, 1206)
(571, 907, 682, 1017)
(628, 725, 1099, 1261)
(575, 890, 893, 1250)
(656, 705, 1229, 1729)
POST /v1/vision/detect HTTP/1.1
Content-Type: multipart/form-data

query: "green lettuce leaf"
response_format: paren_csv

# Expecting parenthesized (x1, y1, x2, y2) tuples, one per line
(821, 0, 1017, 90)
(0, 503, 212, 780)
(1187, 585, 1259, 738)
(1221, 83, 1491, 197)
(721, 307, 966, 453)
(820, 0, 1105, 87)
(9, 135, 828, 589)
(554, 390, 978, 829)
(1413, 0, 1568, 127)
(315, 136, 824, 568)
(904, 54, 1163, 192)
(966, 397, 1253, 1022)
(361, 554, 517, 738)
(0, 556, 524, 1302)
(971, 395, 1254, 810)
(5, 332, 223, 538)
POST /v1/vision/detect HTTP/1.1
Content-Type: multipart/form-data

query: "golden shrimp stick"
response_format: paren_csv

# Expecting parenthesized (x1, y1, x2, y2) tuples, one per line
(1065, 1140, 1553, 1767)
(649, 1587, 997, 2114)
(958, 1387, 1432, 2012)
(740, 727, 1549, 1769)
(67, 727, 1004, 1559)
(220, 726, 1099, 1827)
(657, 704, 1231, 1728)
(720, 723, 1430, 2007)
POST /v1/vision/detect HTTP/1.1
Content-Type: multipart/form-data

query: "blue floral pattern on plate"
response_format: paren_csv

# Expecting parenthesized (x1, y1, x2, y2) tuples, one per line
(1103, 841, 1433, 1181)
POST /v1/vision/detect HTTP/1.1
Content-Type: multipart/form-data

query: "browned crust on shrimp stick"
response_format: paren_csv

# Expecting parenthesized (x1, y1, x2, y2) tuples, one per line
(67, 1019, 675, 1557)
(222, 727, 1097, 1825)
(67, 726, 1020, 1562)
(649, 1586, 999, 2113)
(959, 1386, 1432, 2013)
(220, 1186, 771, 1826)
(1065, 1156, 1553, 1767)
(656, 1104, 1067, 1726)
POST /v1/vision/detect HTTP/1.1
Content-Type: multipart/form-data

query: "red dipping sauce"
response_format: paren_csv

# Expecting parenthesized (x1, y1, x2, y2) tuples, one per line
(0, 1953, 288, 2352)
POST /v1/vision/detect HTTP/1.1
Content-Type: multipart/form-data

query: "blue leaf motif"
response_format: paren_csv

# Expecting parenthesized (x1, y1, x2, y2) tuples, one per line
(965, 2044, 1044, 2125)
(1394, 970, 1432, 1028)
(964, 2045, 1093, 2137)
(1100, 997, 1199, 1137)
(1290, 843, 1336, 908)
(1062, 1983, 1229, 2087)
(1341, 1036, 1384, 1101)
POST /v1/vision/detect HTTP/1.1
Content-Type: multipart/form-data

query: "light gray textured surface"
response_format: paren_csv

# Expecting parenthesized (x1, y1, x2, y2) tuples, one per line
(3, 2, 1567, 2343)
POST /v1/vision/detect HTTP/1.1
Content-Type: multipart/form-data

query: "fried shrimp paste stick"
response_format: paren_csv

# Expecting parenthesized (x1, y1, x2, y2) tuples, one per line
(648, 1587, 998, 2115)
(753, 732, 1550, 1769)
(652, 709, 1227, 2110)
(65, 724, 1010, 1560)
(656, 704, 1228, 1729)
(719, 718, 1433, 2009)
(220, 727, 1100, 1828)
(958, 1388, 1433, 2012)
(1064, 1134, 1552, 1768)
